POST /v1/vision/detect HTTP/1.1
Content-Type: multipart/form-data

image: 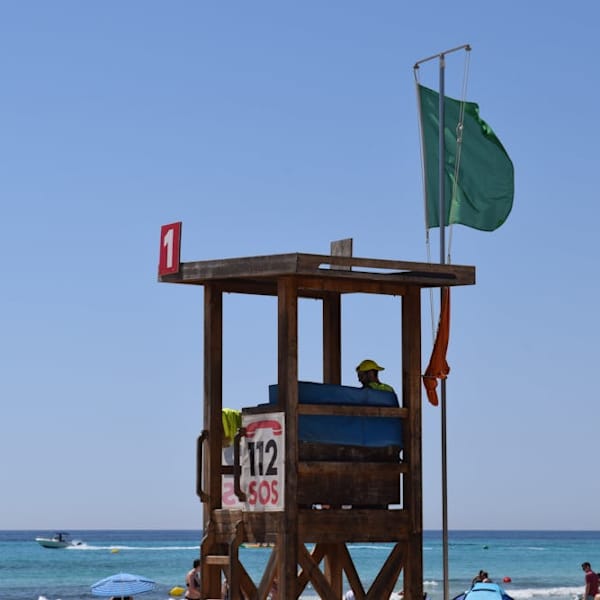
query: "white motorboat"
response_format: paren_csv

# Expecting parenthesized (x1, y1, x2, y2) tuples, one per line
(35, 532, 83, 548)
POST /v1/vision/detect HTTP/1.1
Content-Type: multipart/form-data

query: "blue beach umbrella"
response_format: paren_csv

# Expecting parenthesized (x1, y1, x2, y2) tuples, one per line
(91, 572, 157, 597)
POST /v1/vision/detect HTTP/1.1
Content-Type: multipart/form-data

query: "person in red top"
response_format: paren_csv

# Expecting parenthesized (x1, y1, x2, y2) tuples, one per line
(582, 561, 599, 600)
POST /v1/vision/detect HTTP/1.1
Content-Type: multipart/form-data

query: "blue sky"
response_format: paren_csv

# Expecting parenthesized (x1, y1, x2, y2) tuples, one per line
(2, 1, 599, 531)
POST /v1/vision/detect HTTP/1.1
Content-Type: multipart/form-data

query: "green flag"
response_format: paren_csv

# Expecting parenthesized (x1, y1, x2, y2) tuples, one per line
(418, 84, 514, 231)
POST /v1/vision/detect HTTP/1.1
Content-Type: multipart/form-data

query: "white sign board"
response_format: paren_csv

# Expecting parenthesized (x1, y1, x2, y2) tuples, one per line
(240, 412, 285, 512)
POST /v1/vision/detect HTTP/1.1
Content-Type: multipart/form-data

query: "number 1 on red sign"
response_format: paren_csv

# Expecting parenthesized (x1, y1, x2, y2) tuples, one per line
(158, 221, 182, 276)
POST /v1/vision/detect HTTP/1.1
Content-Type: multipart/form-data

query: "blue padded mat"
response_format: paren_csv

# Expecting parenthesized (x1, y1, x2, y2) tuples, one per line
(268, 381, 403, 447)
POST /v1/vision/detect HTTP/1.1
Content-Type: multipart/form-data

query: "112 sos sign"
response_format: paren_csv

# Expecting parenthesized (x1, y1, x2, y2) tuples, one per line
(240, 413, 285, 512)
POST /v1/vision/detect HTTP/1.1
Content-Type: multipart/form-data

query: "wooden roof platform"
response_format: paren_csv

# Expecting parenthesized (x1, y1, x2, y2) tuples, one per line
(159, 252, 475, 296)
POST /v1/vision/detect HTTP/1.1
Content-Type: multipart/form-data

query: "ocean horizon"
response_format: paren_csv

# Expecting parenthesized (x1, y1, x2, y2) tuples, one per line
(1, 529, 596, 599)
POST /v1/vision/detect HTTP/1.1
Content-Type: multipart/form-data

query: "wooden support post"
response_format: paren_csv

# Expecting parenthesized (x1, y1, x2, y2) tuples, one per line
(323, 293, 341, 384)
(324, 543, 343, 598)
(340, 544, 366, 599)
(227, 520, 243, 600)
(402, 287, 423, 600)
(203, 284, 223, 599)
(366, 543, 404, 599)
(323, 238, 351, 384)
(258, 545, 279, 600)
(204, 284, 224, 515)
(278, 277, 299, 599)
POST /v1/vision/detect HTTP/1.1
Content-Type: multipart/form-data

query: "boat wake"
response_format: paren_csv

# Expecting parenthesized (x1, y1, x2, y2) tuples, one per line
(68, 544, 198, 551)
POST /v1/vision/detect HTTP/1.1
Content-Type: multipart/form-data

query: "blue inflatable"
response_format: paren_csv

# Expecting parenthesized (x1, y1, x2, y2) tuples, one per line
(452, 583, 514, 600)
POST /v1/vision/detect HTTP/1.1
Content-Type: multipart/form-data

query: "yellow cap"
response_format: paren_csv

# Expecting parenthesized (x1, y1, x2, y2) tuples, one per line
(356, 359, 384, 372)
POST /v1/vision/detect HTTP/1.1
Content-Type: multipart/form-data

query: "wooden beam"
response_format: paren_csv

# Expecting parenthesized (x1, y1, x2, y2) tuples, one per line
(204, 285, 223, 516)
(297, 544, 338, 600)
(325, 239, 353, 387)
(323, 292, 342, 384)
(298, 404, 408, 418)
(257, 546, 278, 600)
(203, 286, 224, 598)
(278, 276, 299, 600)
(298, 509, 409, 543)
(235, 561, 258, 600)
(324, 543, 344, 598)
(402, 287, 423, 600)
(366, 542, 404, 600)
(340, 543, 366, 600)
(297, 543, 327, 592)
(298, 462, 407, 477)
(160, 252, 476, 289)
(293, 269, 471, 289)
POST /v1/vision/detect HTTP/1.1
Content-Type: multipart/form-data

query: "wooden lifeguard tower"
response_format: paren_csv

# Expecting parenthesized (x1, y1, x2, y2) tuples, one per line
(159, 238, 475, 600)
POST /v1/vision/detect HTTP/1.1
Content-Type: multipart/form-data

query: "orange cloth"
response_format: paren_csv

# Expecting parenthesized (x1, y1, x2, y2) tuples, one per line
(422, 287, 450, 406)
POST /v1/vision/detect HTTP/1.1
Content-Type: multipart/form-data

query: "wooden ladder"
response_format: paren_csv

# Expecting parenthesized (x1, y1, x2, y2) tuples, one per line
(201, 510, 244, 600)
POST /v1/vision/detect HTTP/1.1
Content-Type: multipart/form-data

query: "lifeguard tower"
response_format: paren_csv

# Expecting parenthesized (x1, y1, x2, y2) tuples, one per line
(159, 233, 475, 600)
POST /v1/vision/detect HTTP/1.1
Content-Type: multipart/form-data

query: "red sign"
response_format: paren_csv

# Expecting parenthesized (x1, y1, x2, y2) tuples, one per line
(158, 222, 182, 275)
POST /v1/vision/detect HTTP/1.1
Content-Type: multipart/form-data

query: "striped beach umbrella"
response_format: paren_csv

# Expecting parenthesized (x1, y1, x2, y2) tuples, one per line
(91, 572, 157, 597)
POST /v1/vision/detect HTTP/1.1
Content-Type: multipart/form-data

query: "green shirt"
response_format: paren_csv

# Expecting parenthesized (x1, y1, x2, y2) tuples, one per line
(368, 382, 395, 393)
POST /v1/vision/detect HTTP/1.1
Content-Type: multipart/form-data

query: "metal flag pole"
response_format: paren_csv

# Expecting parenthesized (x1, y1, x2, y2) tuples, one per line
(438, 51, 450, 600)
(414, 42, 471, 600)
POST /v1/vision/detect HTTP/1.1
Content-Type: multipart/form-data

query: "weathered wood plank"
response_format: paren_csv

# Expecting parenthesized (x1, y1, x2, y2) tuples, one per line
(257, 546, 278, 600)
(365, 542, 404, 600)
(324, 542, 344, 598)
(165, 267, 472, 295)
(235, 512, 281, 544)
(297, 544, 338, 600)
(330, 238, 353, 268)
(323, 292, 342, 384)
(294, 268, 474, 288)
(297, 404, 407, 417)
(204, 285, 223, 517)
(159, 252, 475, 290)
(298, 441, 402, 462)
(160, 252, 474, 280)
(298, 461, 402, 505)
(242, 402, 407, 419)
(340, 543, 366, 600)
(298, 462, 407, 475)
(278, 277, 299, 600)
(235, 560, 257, 600)
(205, 555, 230, 566)
(298, 509, 409, 542)
(296, 542, 327, 593)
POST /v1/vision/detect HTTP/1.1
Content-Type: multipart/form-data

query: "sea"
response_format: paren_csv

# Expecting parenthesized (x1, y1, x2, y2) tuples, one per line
(1, 530, 597, 600)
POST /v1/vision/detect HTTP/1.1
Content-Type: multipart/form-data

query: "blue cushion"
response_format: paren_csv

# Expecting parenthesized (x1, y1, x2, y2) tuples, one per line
(268, 382, 402, 448)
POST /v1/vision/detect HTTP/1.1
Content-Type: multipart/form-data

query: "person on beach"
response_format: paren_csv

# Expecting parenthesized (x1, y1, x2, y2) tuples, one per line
(471, 570, 491, 585)
(472, 570, 485, 585)
(356, 359, 395, 392)
(581, 562, 599, 600)
(185, 559, 202, 600)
